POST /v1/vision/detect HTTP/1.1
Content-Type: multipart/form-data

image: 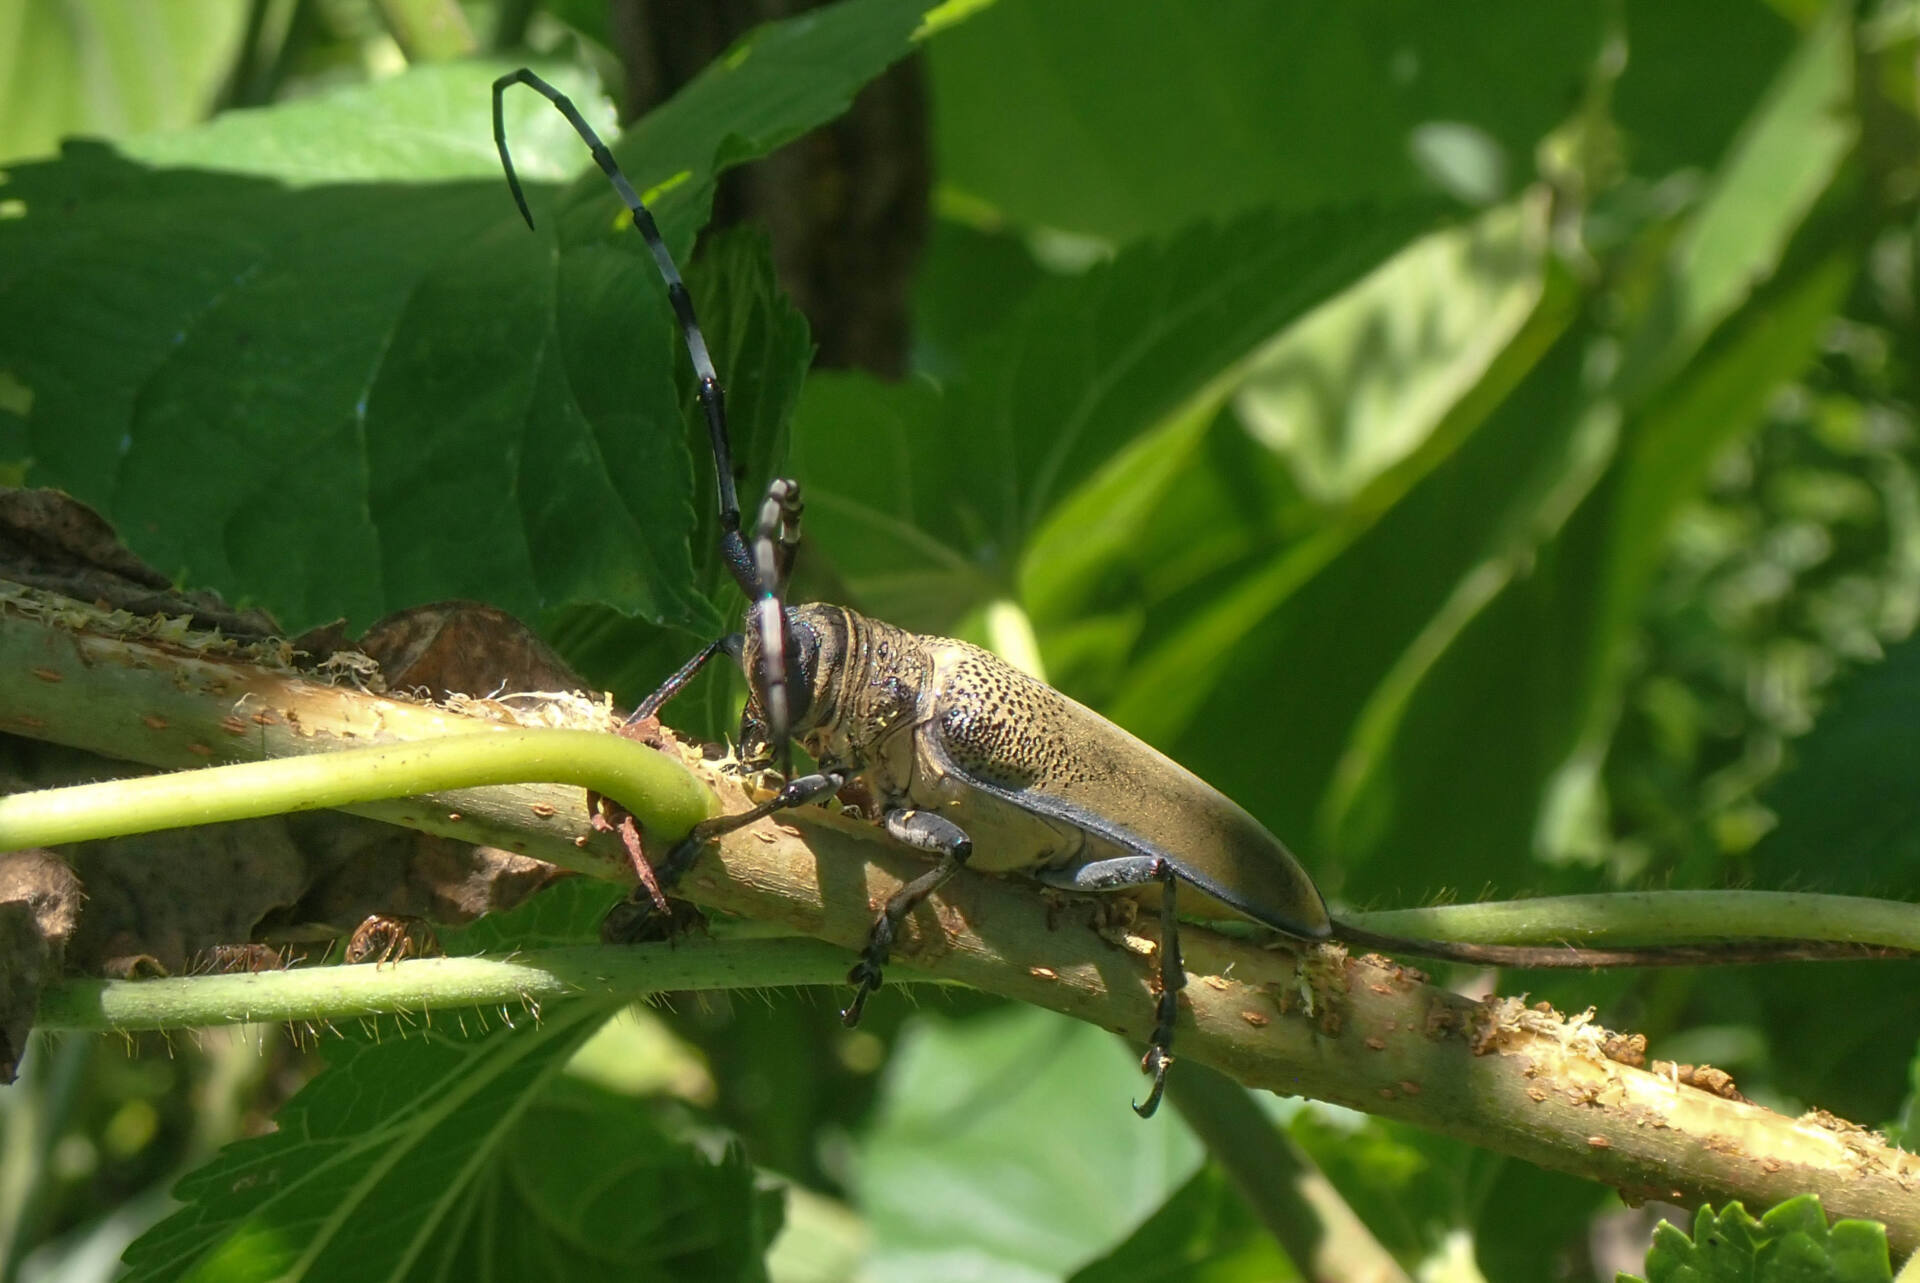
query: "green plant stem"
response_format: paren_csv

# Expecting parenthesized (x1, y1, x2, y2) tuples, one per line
(0, 729, 714, 851)
(1347, 891, 1920, 952)
(35, 939, 857, 1032)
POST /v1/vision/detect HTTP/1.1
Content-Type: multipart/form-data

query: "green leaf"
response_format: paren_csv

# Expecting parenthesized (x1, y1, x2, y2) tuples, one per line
(119, 999, 779, 1282)
(1230, 196, 1551, 504)
(1625, 1196, 1892, 1283)
(793, 203, 1448, 633)
(910, 220, 1051, 381)
(858, 1007, 1203, 1282)
(928, 0, 1604, 240)
(1612, 0, 1798, 178)
(788, 369, 965, 627)
(1474, 1159, 1613, 1283)
(440, 1079, 783, 1282)
(1889, 1036, 1920, 1150)
(539, 224, 811, 717)
(1287, 1105, 1498, 1266)
(1092, 198, 1560, 738)
(1333, 0, 1858, 874)
(0, 0, 251, 163)
(120, 1000, 617, 1282)
(1612, 5, 1857, 405)
(441, 876, 629, 953)
(1093, 291, 1586, 890)
(1066, 1164, 1296, 1283)
(1080, 4, 1860, 893)
(542, 0, 929, 260)
(1, 0, 924, 633)
(1751, 630, 1920, 897)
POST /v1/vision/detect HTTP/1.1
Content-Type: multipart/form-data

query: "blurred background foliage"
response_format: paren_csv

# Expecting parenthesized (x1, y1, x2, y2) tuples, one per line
(1, 0, 1918, 1279)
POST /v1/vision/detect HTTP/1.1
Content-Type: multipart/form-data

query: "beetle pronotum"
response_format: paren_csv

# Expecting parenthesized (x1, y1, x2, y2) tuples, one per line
(491, 69, 1907, 1117)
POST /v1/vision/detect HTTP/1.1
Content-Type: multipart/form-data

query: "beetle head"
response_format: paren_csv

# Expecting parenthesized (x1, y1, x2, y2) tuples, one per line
(738, 603, 820, 774)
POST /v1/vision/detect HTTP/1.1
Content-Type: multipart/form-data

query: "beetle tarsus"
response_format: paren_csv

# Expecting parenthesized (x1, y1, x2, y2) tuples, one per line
(1134, 980, 1182, 1119)
(842, 959, 883, 1026)
(1136, 863, 1186, 1118)
(839, 810, 976, 1025)
(1133, 1045, 1172, 1118)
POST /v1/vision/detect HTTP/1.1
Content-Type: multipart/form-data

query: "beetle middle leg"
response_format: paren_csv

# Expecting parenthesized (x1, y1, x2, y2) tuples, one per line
(1037, 855, 1186, 1118)
(842, 809, 973, 1027)
(602, 768, 847, 944)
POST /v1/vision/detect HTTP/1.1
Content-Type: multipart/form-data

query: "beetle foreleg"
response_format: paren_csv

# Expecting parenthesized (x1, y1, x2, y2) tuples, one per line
(627, 635, 742, 726)
(843, 809, 973, 1027)
(1037, 855, 1185, 1118)
(646, 769, 847, 891)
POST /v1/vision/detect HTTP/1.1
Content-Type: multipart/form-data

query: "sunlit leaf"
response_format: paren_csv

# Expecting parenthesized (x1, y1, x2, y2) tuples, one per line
(0, 0, 923, 633)
(1623, 1196, 1891, 1283)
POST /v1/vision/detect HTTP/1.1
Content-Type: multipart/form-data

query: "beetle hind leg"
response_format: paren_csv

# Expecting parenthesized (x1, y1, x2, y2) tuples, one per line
(1135, 871, 1183, 1119)
(1036, 855, 1185, 1118)
(844, 809, 973, 1027)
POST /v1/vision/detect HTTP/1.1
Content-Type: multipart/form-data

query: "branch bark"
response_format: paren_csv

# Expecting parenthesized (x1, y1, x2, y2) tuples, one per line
(4, 586, 1919, 1252)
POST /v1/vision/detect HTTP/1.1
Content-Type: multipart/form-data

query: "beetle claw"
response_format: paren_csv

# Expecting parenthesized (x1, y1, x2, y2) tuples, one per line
(842, 959, 883, 1026)
(1132, 1045, 1172, 1118)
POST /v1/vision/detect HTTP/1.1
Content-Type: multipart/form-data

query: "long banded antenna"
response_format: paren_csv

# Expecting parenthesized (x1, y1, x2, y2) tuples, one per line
(493, 68, 798, 772)
(492, 68, 755, 591)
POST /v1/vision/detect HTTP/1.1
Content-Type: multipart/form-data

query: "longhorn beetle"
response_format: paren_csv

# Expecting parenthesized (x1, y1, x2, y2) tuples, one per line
(491, 69, 1906, 1117)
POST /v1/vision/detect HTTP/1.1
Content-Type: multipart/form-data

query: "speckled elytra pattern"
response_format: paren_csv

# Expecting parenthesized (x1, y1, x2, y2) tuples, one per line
(934, 644, 1108, 790)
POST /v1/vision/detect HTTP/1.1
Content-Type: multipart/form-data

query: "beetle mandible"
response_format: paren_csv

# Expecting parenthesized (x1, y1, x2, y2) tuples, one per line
(490, 70, 1893, 1117)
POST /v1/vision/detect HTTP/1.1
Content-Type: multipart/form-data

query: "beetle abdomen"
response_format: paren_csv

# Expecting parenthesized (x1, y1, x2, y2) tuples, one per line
(924, 641, 1331, 940)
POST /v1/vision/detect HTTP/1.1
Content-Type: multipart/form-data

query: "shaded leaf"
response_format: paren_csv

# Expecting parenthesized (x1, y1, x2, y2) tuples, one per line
(859, 1007, 1202, 1283)
(1751, 630, 1920, 897)
(439, 1079, 782, 1282)
(1888, 1037, 1920, 1149)
(441, 875, 628, 953)
(1613, 0, 1798, 177)
(120, 1001, 615, 1282)
(1066, 1163, 1296, 1283)
(1612, 5, 1857, 404)
(928, 0, 1603, 240)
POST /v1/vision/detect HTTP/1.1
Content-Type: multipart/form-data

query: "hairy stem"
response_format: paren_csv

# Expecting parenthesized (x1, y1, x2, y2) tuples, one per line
(5, 589, 1920, 1251)
(1347, 891, 1920, 951)
(34, 939, 855, 1031)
